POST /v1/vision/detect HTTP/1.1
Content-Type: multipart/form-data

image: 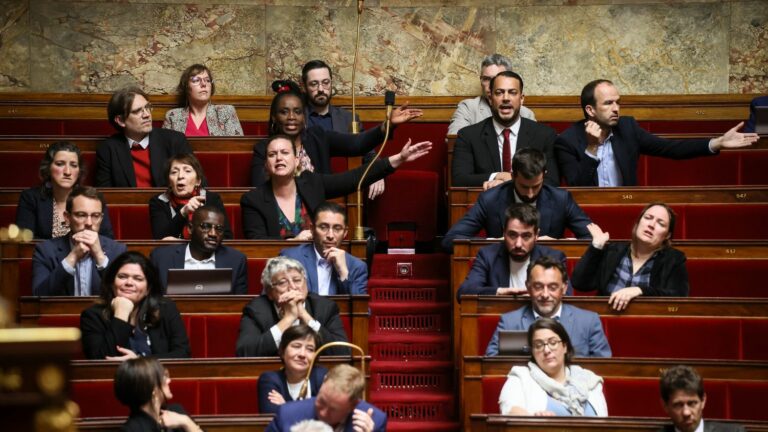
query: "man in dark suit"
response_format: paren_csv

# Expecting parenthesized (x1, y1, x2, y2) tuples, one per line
(280, 202, 367, 295)
(236, 256, 349, 357)
(555, 79, 759, 187)
(442, 148, 591, 253)
(32, 186, 127, 296)
(451, 70, 559, 189)
(96, 86, 193, 187)
(485, 256, 611, 357)
(301, 59, 385, 200)
(659, 365, 746, 432)
(150, 206, 247, 294)
(457, 203, 569, 301)
(266, 364, 387, 432)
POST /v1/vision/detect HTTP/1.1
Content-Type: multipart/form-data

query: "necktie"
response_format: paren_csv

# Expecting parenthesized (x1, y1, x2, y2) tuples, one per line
(131, 142, 143, 150)
(502, 128, 511, 172)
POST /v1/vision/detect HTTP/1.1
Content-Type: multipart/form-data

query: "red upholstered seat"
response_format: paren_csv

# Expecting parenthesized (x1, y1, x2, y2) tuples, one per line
(602, 316, 741, 359)
(0, 153, 45, 187)
(580, 204, 686, 240)
(246, 259, 268, 294)
(684, 204, 768, 240)
(739, 151, 768, 184)
(72, 381, 128, 418)
(644, 154, 739, 186)
(19, 260, 32, 296)
(225, 205, 241, 239)
(195, 153, 230, 187)
(366, 170, 439, 242)
(602, 377, 664, 417)
(186, 315, 241, 358)
(741, 320, 768, 361)
(330, 156, 348, 174)
(477, 316, 501, 355)
(108, 206, 153, 239)
(0, 207, 16, 231)
(228, 153, 252, 187)
(729, 382, 768, 421)
(480, 376, 505, 413)
(686, 260, 767, 297)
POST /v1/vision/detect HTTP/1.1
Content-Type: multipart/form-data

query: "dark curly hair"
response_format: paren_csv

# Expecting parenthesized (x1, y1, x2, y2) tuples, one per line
(98, 251, 164, 330)
(268, 80, 304, 135)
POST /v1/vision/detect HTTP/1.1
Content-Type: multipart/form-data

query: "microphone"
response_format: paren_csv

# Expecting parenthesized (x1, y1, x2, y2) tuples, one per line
(385, 90, 396, 120)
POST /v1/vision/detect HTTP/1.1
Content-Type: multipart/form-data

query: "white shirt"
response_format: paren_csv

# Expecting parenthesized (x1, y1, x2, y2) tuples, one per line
(286, 379, 310, 402)
(126, 134, 149, 150)
(675, 419, 705, 432)
(533, 304, 563, 321)
(314, 248, 332, 296)
(490, 116, 522, 181)
(269, 303, 321, 347)
(508, 256, 530, 289)
(183, 244, 216, 269)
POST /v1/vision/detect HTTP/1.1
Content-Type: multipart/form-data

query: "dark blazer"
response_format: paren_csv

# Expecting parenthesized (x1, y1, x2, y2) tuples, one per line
(16, 187, 115, 239)
(80, 300, 191, 359)
(554, 116, 715, 187)
(148, 190, 232, 239)
(250, 123, 384, 186)
(572, 242, 689, 297)
(265, 397, 387, 432)
(235, 294, 349, 357)
(745, 95, 768, 133)
(32, 235, 127, 296)
(457, 243, 570, 300)
(95, 128, 192, 187)
(485, 303, 612, 357)
(659, 421, 746, 432)
(149, 243, 248, 295)
(257, 366, 328, 414)
(304, 104, 358, 133)
(280, 244, 367, 295)
(441, 182, 592, 252)
(241, 158, 395, 239)
(451, 117, 559, 187)
(121, 404, 188, 432)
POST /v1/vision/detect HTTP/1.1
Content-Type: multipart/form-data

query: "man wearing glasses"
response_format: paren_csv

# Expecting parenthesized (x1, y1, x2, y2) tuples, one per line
(96, 86, 192, 187)
(447, 53, 536, 136)
(280, 202, 367, 295)
(484, 256, 611, 358)
(32, 186, 127, 296)
(150, 206, 247, 294)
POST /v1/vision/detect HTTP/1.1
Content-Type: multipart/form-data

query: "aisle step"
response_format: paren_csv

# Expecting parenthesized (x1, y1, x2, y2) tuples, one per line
(370, 253, 450, 280)
(370, 361, 453, 392)
(369, 302, 451, 334)
(369, 390, 455, 422)
(385, 420, 459, 431)
(368, 334, 451, 361)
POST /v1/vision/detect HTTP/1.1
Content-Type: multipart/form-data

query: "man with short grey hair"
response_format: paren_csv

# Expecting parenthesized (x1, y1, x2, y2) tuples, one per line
(448, 53, 536, 135)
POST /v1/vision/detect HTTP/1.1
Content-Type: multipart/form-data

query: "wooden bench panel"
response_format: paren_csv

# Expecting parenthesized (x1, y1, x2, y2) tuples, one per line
(468, 415, 768, 432)
(78, 415, 272, 432)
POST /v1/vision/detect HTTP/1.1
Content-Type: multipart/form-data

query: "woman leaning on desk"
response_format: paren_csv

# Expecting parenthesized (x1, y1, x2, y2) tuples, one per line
(80, 251, 190, 360)
(16, 141, 115, 239)
(148, 152, 232, 240)
(163, 63, 244, 137)
(571, 202, 689, 311)
(241, 134, 431, 240)
(499, 318, 607, 417)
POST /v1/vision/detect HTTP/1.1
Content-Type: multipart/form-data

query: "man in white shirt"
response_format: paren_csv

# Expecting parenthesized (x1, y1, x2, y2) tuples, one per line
(150, 206, 248, 294)
(448, 53, 536, 135)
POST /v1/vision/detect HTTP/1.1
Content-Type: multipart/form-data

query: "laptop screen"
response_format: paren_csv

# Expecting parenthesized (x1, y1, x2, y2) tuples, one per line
(498, 330, 530, 356)
(166, 268, 233, 295)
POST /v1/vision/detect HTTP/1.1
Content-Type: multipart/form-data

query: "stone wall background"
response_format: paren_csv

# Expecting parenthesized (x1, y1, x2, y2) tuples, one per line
(0, 0, 765, 95)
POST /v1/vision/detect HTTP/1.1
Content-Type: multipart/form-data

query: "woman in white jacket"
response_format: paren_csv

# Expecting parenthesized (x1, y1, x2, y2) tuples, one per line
(498, 317, 608, 416)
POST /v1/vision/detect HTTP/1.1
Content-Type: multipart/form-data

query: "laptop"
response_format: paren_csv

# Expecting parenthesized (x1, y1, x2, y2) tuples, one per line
(498, 330, 530, 356)
(166, 268, 233, 295)
(756, 106, 768, 135)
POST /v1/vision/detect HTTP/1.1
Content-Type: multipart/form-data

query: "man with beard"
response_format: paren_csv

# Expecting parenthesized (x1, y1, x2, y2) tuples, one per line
(442, 148, 591, 253)
(484, 256, 611, 357)
(150, 206, 248, 294)
(451, 71, 559, 189)
(280, 201, 367, 295)
(456, 203, 570, 301)
(301, 60, 385, 199)
(555, 79, 759, 187)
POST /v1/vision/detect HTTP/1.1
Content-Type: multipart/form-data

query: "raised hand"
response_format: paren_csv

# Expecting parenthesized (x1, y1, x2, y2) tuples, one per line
(586, 223, 609, 249)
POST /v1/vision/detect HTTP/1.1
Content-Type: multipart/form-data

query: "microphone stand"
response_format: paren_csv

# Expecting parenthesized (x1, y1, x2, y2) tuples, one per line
(298, 341, 367, 400)
(350, 0, 364, 134)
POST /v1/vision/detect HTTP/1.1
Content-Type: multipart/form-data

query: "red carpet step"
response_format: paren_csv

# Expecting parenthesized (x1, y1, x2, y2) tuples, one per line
(370, 253, 451, 280)
(368, 333, 451, 361)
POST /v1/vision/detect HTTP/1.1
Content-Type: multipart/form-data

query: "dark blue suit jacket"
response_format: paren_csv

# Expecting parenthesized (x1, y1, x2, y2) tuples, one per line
(32, 234, 127, 296)
(745, 95, 768, 133)
(257, 366, 328, 414)
(265, 397, 387, 432)
(280, 244, 367, 295)
(441, 182, 592, 252)
(555, 116, 715, 186)
(149, 243, 248, 295)
(485, 303, 612, 358)
(457, 243, 571, 300)
(16, 187, 115, 240)
(305, 104, 358, 133)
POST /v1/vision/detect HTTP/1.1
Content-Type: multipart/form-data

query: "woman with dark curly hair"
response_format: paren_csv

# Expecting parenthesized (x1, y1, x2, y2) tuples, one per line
(163, 63, 243, 136)
(15, 141, 114, 239)
(80, 251, 190, 360)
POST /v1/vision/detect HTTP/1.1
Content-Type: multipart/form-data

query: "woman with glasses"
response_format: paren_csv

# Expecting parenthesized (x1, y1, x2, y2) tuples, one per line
(149, 153, 232, 240)
(115, 357, 202, 432)
(241, 134, 431, 240)
(163, 64, 243, 136)
(16, 141, 115, 239)
(249, 80, 423, 186)
(498, 318, 607, 417)
(80, 251, 190, 360)
(258, 324, 327, 414)
(572, 202, 688, 312)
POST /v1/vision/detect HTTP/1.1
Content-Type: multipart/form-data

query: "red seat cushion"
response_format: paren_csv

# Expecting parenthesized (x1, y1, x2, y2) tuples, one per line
(186, 315, 241, 358)
(684, 204, 768, 240)
(602, 377, 664, 417)
(477, 316, 500, 356)
(366, 170, 439, 242)
(729, 381, 768, 421)
(108, 205, 153, 240)
(645, 153, 739, 186)
(741, 320, 768, 361)
(686, 260, 767, 297)
(247, 259, 268, 295)
(72, 381, 128, 418)
(480, 376, 506, 413)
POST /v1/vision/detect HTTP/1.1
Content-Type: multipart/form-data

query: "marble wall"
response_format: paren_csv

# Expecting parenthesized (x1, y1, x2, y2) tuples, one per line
(0, 0, 765, 95)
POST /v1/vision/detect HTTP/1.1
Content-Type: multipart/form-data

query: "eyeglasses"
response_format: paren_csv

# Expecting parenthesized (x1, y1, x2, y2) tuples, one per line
(129, 103, 153, 116)
(307, 79, 331, 90)
(315, 224, 346, 235)
(71, 212, 103, 222)
(272, 275, 305, 290)
(190, 76, 213, 86)
(532, 338, 562, 352)
(198, 222, 225, 233)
